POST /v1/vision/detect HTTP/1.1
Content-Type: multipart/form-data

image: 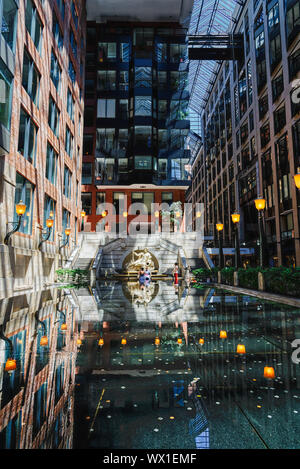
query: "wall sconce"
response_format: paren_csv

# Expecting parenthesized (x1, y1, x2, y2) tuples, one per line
(4, 200, 27, 245)
(38, 217, 54, 250)
(59, 228, 71, 251)
(35, 311, 48, 346)
(56, 308, 67, 332)
(81, 210, 86, 231)
(0, 325, 16, 373)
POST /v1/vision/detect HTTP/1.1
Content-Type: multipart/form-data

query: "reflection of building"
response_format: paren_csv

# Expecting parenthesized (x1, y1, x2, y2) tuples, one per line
(0, 0, 86, 297)
(189, 1, 300, 267)
(0, 289, 78, 449)
(82, 10, 192, 232)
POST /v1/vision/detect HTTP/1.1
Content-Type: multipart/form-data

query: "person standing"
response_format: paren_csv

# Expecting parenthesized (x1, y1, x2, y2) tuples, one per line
(173, 262, 179, 285)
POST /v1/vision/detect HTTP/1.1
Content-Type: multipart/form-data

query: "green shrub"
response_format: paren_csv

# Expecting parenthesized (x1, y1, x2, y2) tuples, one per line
(220, 267, 235, 285)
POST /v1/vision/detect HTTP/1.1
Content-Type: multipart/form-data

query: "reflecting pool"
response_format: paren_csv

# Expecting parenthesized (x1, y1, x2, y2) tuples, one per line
(1, 281, 300, 449)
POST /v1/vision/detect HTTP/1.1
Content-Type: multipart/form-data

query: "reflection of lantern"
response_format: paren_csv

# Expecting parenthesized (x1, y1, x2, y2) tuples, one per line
(216, 223, 223, 232)
(123, 211, 128, 218)
(255, 198, 266, 211)
(102, 210, 107, 217)
(16, 200, 26, 216)
(5, 358, 16, 373)
(61, 323, 68, 331)
(154, 211, 160, 218)
(236, 344, 246, 354)
(121, 338, 127, 345)
(264, 366, 275, 379)
(175, 211, 181, 218)
(40, 335, 48, 346)
(177, 338, 182, 344)
(155, 337, 160, 346)
(98, 338, 104, 346)
(196, 211, 201, 218)
(77, 338, 82, 346)
(220, 330, 227, 339)
(199, 338, 204, 345)
(294, 174, 300, 189)
(231, 213, 240, 224)
(81, 210, 86, 218)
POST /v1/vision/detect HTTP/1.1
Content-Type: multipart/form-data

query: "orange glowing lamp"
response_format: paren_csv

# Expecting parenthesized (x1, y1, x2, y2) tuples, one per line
(175, 211, 181, 218)
(231, 213, 240, 224)
(101, 210, 107, 217)
(236, 344, 246, 354)
(177, 338, 183, 345)
(196, 211, 202, 218)
(16, 200, 26, 216)
(64, 228, 71, 237)
(220, 330, 227, 339)
(155, 337, 160, 346)
(216, 223, 224, 232)
(154, 211, 160, 218)
(264, 366, 275, 379)
(40, 335, 48, 346)
(61, 323, 68, 332)
(199, 338, 204, 345)
(255, 198, 266, 211)
(81, 210, 86, 218)
(77, 338, 82, 346)
(123, 211, 128, 218)
(294, 174, 300, 189)
(46, 218, 54, 228)
(121, 338, 127, 345)
(98, 337, 104, 346)
(5, 358, 17, 373)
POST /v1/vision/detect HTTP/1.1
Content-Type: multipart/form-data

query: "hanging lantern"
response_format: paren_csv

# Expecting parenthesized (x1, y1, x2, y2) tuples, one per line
(64, 228, 71, 236)
(121, 338, 127, 345)
(155, 337, 160, 346)
(220, 330, 227, 339)
(264, 366, 275, 379)
(254, 198, 266, 211)
(40, 335, 48, 346)
(61, 323, 68, 331)
(294, 174, 300, 189)
(154, 211, 160, 218)
(177, 338, 183, 345)
(77, 338, 82, 346)
(199, 338, 204, 345)
(98, 337, 104, 346)
(16, 200, 26, 216)
(81, 210, 86, 218)
(236, 344, 246, 354)
(216, 223, 224, 231)
(231, 213, 240, 224)
(5, 358, 16, 373)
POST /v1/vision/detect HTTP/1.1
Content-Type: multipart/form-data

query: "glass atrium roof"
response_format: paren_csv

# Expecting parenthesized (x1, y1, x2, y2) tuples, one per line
(188, 0, 243, 131)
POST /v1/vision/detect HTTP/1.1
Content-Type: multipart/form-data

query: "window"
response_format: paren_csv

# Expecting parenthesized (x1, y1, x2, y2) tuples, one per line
(82, 162, 92, 184)
(170, 71, 188, 90)
(81, 192, 92, 215)
(25, 0, 43, 53)
(50, 50, 61, 91)
(0, 58, 13, 130)
(158, 101, 167, 120)
(158, 159, 167, 179)
(260, 121, 270, 148)
(135, 96, 151, 116)
(1, 0, 18, 51)
(135, 67, 152, 88)
(289, 48, 300, 80)
(22, 49, 40, 106)
(259, 94, 268, 120)
(156, 43, 167, 62)
(272, 73, 284, 102)
(170, 129, 188, 150)
(83, 134, 93, 155)
(84, 106, 94, 127)
(274, 106, 286, 134)
(113, 192, 124, 215)
(170, 99, 188, 121)
(119, 71, 129, 91)
(161, 192, 173, 206)
(135, 126, 152, 147)
(18, 108, 37, 164)
(268, 3, 279, 30)
(48, 96, 59, 137)
(52, 10, 63, 50)
(119, 99, 128, 119)
(96, 128, 115, 154)
(96, 192, 106, 214)
(62, 209, 70, 235)
(158, 71, 167, 89)
(97, 70, 116, 91)
(120, 43, 130, 62)
(45, 143, 58, 184)
(65, 125, 74, 158)
(98, 42, 116, 62)
(171, 158, 190, 180)
(67, 88, 74, 121)
(269, 34, 281, 69)
(68, 58, 76, 85)
(63, 166, 72, 198)
(97, 99, 116, 118)
(69, 28, 77, 59)
(134, 156, 152, 170)
(170, 44, 186, 62)
(44, 195, 55, 240)
(14, 173, 34, 235)
(257, 59, 267, 92)
(131, 192, 154, 214)
(286, 0, 300, 45)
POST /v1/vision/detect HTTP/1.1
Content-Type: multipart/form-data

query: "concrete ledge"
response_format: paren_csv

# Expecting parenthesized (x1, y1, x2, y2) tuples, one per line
(216, 283, 300, 308)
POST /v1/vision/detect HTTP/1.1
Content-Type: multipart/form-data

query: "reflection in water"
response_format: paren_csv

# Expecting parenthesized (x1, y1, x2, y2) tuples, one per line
(1, 282, 300, 449)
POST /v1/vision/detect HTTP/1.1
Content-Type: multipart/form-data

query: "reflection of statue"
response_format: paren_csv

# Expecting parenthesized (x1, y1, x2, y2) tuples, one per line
(124, 248, 155, 272)
(126, 281, 155, 306)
